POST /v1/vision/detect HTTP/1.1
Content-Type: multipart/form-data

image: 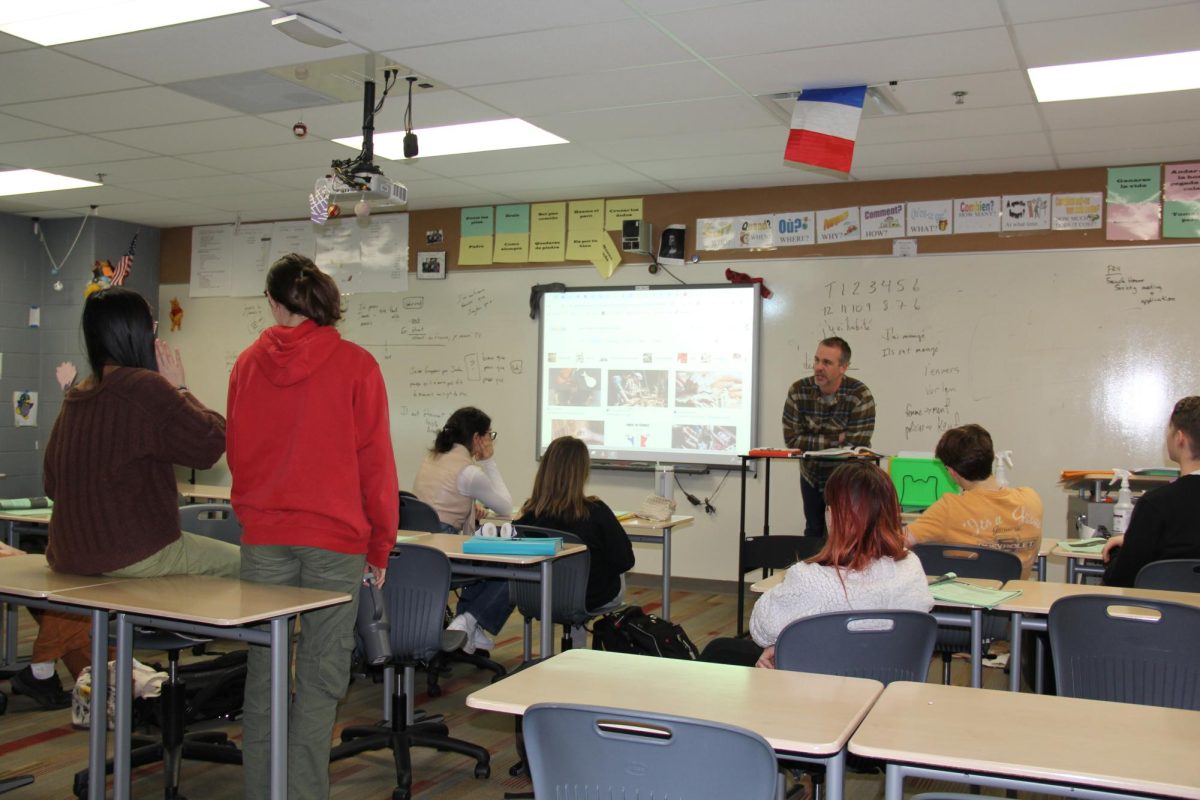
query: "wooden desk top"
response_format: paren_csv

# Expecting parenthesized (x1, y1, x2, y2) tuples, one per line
(0, 554, 126, 599)
(1050, 543, 1104, 562)
(467, 648, 883, 755)
(997, 580, 1200, 614)
(620, 514, 694, 532)
(850, 681, 1200, 799)
(51, 574, 349, 626)
(1059, 473, 1173, 493)
(0, 509, 52, 525)
(749, 571, 1000, 594)
(397, 531, 587, 565)
(1039, 537, 1061, 556)
(177, 483, 231, 501)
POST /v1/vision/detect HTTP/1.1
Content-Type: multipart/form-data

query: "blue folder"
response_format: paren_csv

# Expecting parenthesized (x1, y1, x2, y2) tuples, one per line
(462, 536, 562, 556)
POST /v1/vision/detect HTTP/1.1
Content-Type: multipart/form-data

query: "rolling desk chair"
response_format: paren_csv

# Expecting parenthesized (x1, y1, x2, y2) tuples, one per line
(508, 525, 591, 660)
(739, 535, 827, 635)
(912, 544, 1022, 684)
(1134, 558, 1200, 591)
(331, 542, 490, 800)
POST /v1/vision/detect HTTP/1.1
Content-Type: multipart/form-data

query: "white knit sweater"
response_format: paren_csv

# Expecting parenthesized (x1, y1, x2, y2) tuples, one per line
(749, 553, 934, 647)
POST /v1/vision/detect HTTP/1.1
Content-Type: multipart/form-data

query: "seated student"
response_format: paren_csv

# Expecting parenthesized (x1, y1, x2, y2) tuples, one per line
(515, 435, 635, 642)
(412, 406, 513, 654)
(906, 424, 1043, 579)
(1103, 396, 1200, 587)
(31, 288, 240, 705)
(702, 461, 933, 668)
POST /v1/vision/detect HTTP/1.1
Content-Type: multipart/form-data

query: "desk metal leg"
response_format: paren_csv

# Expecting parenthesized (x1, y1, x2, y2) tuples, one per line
(1067, 556, 1078, 584)
(269, 616, 289, 800)
(2, 522, 15, 669)
(969, 608, 983, 689)
(1036, 554, 1047, 582)
(538, 562, 555, 659)
(87, 610, 108, 800)
(1035, 635, 1046, 694)
(659, 527, 673, 622)
(884, 763, 904, 800)
(1009, 612, 1023, 692)
(824, 750, 846, 800)
(113, 613, 134, 800)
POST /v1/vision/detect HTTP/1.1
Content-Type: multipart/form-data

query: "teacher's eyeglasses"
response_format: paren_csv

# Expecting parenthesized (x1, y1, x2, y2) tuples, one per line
(485, 431, 498, 440)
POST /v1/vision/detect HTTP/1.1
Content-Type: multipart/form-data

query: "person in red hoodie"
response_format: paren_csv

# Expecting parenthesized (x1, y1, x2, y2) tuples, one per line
(227, 254, 398, 800)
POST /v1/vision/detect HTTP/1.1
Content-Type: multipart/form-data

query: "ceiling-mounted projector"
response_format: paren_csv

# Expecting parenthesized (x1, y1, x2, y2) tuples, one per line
(323, 171, 407, 207)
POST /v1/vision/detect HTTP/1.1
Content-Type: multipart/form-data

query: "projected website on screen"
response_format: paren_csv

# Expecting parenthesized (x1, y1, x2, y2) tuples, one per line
(538, 285, 758, 468)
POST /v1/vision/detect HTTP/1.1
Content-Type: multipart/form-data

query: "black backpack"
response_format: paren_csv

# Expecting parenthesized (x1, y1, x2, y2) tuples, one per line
(591, 606, 699, 660)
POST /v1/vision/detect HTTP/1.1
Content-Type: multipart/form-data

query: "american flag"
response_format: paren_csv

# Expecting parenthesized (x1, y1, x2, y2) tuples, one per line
(111, 232, 137, 286)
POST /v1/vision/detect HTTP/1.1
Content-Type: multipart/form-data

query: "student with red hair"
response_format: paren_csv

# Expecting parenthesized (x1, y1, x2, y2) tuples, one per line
(701, 460, 933, 667)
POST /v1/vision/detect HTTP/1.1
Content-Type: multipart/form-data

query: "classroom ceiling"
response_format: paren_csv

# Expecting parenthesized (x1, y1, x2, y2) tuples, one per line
(1, 0, 1198, 227)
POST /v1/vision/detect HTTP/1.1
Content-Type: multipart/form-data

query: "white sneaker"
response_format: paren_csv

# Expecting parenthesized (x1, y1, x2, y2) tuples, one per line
(447, 613, 479, 654)
(469, 626, 495, 654)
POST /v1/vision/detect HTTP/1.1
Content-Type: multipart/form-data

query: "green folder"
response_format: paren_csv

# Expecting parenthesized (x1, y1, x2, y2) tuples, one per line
(1060, 538, 1107, 553)
(929, 578, 1022, 609)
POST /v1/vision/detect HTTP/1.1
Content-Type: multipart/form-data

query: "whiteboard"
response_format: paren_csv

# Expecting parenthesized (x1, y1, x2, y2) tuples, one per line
(159, 245, 1200, 581)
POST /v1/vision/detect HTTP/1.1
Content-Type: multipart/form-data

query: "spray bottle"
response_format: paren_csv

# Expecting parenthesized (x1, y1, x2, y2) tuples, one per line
(994, 450, 1014, 488)
(1110, 468, 1134, 535)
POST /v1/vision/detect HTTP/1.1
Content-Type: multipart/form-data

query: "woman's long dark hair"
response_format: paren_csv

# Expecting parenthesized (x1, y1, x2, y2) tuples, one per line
(432, 407, 491, 454)
(520, 436, 592, 522)
(81, 287, 157, 381)
(265, 253, 343, 326)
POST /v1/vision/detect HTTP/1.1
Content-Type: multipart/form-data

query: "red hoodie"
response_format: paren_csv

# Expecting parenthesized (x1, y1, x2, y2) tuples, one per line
(227, 320, 398, 568)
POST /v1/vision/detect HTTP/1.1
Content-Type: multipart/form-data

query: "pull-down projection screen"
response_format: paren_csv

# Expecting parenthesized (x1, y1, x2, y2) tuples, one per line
(537, 284, 760, 468)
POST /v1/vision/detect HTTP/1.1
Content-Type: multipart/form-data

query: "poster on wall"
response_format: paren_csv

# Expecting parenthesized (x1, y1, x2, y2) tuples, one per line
(860, 203, 905, 239)
(772, 211, 815, 246)
(698, 217, 737, 250)
(1163, 162, 1200, 238)
(736, 214, 776, 248)
(1002, 194, 1051, 232)
(953, 197, 1001, 234)
(315, 214, 409, 293)
(906, 200, 953, 236)
(13, 391, 37, 427)
(1106, 165, 1161, 241)
(816, 207, 860, 244)
(1052, 193, 1103, 230)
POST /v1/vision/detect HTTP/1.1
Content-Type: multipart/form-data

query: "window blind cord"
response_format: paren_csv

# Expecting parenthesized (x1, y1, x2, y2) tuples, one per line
(36, 212, 92, 275)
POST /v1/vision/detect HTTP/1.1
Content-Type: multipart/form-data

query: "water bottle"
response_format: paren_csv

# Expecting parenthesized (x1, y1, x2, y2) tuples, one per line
(355, 573, 392, 666)
(655, 464, 675, 502)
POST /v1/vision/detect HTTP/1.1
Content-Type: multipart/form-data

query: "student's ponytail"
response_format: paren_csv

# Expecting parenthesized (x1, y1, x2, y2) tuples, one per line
(264, 254, 343, 326)
(432, 407, 491, 453)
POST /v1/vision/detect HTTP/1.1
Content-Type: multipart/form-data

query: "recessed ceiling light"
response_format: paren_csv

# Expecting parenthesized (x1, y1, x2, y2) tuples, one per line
(335, 119, 568, 160)
(1029, 50, 1200, 102)
(0, 1, 267, 46)
(0, 169, 101, 196)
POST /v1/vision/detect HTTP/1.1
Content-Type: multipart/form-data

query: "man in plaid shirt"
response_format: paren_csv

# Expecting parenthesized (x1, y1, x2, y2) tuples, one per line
(782, 337, 876, 535)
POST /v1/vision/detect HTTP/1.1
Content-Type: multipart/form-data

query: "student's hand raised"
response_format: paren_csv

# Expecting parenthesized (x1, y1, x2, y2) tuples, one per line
(155, 339, 187, 389)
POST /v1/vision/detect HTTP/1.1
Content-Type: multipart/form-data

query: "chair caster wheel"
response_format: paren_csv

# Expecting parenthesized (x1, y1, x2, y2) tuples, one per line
(475, 764, 490, 779)
(509, 761, 527, 777)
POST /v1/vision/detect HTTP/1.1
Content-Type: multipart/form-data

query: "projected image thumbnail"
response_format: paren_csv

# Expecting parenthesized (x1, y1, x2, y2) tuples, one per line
(672, 424, 737, 451)
(675, 372, 743, 408)
(549, 368, 601, 406)
(608, 370, 668, 407)
(551, 419, 604, 445)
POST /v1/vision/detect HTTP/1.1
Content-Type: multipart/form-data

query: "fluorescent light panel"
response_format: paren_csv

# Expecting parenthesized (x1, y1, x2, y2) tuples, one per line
(0, 169, 101, 196)
(0, 0, 267, 46)
(335, 119, 568, 159)
(1029, 50, 1200, 102)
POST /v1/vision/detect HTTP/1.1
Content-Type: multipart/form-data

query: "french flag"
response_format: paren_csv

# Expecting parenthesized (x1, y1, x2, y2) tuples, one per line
(784, 85, 867, 173)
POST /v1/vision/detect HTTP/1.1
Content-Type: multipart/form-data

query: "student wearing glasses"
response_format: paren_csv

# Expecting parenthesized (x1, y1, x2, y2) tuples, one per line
(413, 406, 514, 653)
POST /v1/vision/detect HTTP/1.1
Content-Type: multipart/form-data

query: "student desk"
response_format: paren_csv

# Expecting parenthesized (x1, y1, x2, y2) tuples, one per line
(999, 580, 1200, 694)
(618, 514, 693, 620)
(52, 574, 349, 800)
(1035, 536, 1060, 581)
(176, 482, 231, 503)
(850, 681, 1200, 800)
(0, 509, 53, 671)
(466, 648, 883, 800)
(1050, 542, 1105, 583)
(397, 532, 587, 659)
(0, 554, 131, 800)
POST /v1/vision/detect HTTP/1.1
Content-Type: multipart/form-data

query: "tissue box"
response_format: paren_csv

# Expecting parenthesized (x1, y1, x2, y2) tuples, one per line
(461, 537, 562, 556)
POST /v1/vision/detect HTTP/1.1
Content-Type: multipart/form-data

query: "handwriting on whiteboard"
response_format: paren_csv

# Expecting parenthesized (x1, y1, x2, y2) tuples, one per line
(1105, 264, 1175, 306)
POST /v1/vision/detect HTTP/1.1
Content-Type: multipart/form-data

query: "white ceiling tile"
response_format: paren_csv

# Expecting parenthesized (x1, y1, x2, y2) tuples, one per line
(663, 171, 843, 191)
(853, 131, 1053, 168)
(0, 50, 148, 104)
(4, 87, 238, 133)
(857, 105, 1045, 146)
(411, 144, 613, 179)
(464, 61, 737, 117)
(879, 71, 1036, 114)
(0, 31, 35, 53)
(630, 152, 796, 181)
(258, 90, 504, 140)
(714, 28, 1021, 95)
(385, 19, 693, 87)
(302, 0, 636, 51)
(850, 155, 1060, 181)
(1012, 3, 1200, 67)
(0, 112, 69, 144)
(0, 183, 146, 210)
(1039, 89, 1200, 130)
(56, 158, 225, 184)
(1056, 145, 1200, 170)
(94, 117, 296, 156)
(58, 9, 365, 84)
(529, 95, 779, 143)
(657, 0, 1004, 59)
(94, 201, 237, 227)
(1050, 119, 1200, 154)
(127, 174, 294, 199)
(407, 191, 520, 210)
(630, 0, 759, 12)
(585, 125, 783, 161)
(462, 164, 657, 193)
(501, 182, 675, 203)
(1002, 0, 1187, 24)
(0, 135, 155, 169)
(181, 140, 351, 173)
